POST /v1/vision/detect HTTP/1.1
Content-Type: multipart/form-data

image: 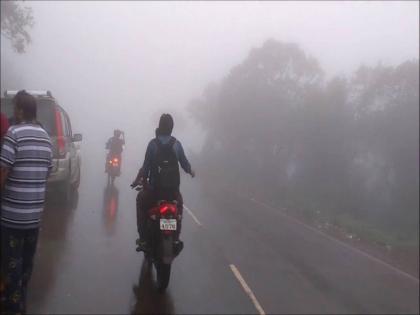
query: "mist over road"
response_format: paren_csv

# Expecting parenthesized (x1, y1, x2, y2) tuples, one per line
(1, 2, 418, 314)
(26, 146, 419, 314)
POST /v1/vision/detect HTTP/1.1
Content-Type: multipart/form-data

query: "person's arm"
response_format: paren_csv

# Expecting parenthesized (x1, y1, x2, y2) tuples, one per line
(0, 128, 17, 191)
(175, 141, 195, 177)
(131, 167, 144, 187)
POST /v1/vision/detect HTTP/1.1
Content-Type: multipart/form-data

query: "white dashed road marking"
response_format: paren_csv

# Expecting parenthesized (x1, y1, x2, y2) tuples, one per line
(230, 264, 266, 315)
(184, 205, 202, 227)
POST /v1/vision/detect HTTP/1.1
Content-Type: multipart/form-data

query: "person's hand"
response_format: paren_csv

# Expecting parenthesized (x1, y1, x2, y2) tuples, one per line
(190, 169, 196, 178)
(131, 179, 141, 188)
(131, 176, 145, 187)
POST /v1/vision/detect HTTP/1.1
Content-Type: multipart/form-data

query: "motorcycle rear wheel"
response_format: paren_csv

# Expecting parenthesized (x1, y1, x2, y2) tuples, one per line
(155, 262, 171, 292)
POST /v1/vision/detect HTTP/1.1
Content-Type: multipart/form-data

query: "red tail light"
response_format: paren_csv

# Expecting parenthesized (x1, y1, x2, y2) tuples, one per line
(110, 157, 119, 167)
(55, 109, 66, 158)
(159, 204, 177, 215)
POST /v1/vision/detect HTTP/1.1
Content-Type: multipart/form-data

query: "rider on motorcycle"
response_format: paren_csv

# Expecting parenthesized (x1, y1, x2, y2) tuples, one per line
(105, 129, 125, 173)
(132, 114, 195, 252)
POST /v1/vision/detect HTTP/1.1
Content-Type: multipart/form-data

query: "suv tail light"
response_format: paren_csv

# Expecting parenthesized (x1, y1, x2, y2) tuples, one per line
(55, 108, 66, 158)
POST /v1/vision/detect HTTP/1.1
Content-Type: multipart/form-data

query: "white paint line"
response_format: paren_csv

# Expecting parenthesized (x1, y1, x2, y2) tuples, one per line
(184, 205, 203, 227)
(230, 264, 266, 315)
(248, 197, 419, 283)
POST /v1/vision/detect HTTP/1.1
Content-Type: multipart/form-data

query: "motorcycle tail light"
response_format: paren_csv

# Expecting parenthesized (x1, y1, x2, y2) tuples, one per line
(159, 204, 177, 216)
(110, 157, 119, 167)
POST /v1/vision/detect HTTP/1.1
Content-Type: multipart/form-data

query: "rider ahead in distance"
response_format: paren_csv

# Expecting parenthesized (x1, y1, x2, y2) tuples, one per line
(105, 129, 125, 173)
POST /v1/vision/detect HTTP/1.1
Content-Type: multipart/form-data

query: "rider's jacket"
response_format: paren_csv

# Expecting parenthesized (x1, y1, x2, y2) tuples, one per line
(106, 136, 124, 155)
(142, 135, 191, 188)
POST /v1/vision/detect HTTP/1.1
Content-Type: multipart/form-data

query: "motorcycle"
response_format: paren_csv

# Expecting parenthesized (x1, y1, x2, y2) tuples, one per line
(106, 154, 121, 185)
(132, 184, 183, 291)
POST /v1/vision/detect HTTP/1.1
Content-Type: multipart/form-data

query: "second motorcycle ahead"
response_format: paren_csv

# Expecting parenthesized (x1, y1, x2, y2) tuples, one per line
(105, 129, 125, 185)
(106, 154, 121, 184)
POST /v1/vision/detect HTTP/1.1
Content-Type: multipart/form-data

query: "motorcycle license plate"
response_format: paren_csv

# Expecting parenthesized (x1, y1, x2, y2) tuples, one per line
(160, 219, 177, 231)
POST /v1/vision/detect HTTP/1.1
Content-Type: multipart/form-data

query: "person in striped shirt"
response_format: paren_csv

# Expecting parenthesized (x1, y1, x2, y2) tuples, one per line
(0, 90, 52, 314)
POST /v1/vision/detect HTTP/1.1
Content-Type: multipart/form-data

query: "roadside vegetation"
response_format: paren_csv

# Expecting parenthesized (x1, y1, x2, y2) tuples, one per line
(190, 39, 419, 249)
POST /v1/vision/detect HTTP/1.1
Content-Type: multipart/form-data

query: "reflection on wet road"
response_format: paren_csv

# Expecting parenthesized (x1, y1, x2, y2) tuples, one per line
(26, 148, 419, 314)
(27, 148, 256, 314)
(103, 184, 119, 236)
(131, 259, 175, 315)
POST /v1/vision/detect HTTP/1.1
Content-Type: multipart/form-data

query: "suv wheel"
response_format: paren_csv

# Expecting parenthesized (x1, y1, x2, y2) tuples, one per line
(72, 168, 81, 190)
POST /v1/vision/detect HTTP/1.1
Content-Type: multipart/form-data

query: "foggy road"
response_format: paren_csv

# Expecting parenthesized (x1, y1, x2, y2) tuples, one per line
(2, 2, 418, 315)
(26, 146, 257, 314)
(25, 146, 419, 314)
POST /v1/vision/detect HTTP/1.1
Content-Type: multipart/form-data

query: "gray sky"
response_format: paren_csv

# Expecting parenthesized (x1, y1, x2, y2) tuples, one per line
(1, 1, 419, 154)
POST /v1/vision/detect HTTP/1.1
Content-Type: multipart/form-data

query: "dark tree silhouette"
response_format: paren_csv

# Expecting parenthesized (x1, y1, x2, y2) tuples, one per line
(190, 39, 419, 246)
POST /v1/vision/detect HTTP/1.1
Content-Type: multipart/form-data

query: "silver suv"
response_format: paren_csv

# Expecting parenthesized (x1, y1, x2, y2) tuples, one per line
(1, 90, 82, 202)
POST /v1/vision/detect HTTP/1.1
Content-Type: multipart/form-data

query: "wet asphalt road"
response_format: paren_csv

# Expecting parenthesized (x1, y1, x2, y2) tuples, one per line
(27, 146, 419, 314)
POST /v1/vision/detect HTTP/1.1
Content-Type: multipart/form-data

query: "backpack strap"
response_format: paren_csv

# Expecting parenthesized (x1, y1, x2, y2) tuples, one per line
(155, 137, 163, 149)
(168, 136, 176, 147)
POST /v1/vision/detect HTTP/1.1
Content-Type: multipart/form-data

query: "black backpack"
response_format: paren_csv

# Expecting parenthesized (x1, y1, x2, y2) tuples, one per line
(155, 137, 180, 190)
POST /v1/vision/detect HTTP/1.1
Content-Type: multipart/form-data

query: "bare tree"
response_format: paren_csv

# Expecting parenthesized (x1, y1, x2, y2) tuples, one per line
(1, 0, 34, 53)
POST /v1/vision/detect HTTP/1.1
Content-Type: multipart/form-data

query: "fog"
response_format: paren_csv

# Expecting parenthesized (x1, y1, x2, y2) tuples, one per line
(1, 1, 420, 313)
(1, 0, 419, 275)
(2, 1, 418, 150)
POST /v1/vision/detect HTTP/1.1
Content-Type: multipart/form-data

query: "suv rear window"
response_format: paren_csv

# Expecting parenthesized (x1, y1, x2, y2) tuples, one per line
(0, 97, 58, 136)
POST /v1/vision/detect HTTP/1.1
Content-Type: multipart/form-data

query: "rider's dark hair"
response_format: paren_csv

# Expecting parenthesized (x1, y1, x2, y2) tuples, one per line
(158, 113, 173, 136)
(13, 90, 37, 121)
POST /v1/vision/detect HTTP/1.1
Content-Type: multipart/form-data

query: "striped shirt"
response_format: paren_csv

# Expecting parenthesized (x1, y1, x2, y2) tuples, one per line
(0, 123, 52, 229)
